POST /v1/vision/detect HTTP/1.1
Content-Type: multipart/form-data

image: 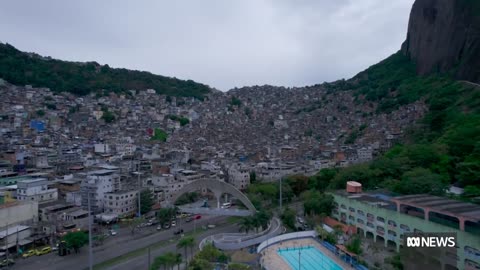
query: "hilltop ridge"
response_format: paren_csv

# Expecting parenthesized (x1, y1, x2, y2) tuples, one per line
(0, 43, 210, 99)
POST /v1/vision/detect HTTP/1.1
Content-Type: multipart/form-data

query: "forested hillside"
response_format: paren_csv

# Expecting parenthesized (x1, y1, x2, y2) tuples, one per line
(314, 52, 480, 199)
(0, 43, 210, 99)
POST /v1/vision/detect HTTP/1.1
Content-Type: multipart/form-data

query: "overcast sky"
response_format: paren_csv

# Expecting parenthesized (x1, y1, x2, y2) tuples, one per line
(0, 0, 414, 91)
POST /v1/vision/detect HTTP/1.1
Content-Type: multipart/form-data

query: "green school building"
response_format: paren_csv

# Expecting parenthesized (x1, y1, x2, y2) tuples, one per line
(330, 187, 480, 270)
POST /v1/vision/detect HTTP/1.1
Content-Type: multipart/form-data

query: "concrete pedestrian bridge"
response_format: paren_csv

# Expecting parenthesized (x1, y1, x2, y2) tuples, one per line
(199, 217, 283, 250)
(169, 179, 256, 216)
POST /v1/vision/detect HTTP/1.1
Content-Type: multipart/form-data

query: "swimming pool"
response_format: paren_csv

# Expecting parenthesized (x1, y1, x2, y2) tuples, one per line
(277, 246, 343, 270)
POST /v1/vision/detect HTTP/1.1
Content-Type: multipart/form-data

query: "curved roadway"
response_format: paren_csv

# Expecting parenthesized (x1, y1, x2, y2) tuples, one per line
(199, 217, 283, 250)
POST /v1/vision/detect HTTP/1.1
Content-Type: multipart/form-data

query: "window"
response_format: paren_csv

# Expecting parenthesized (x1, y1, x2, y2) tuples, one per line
(388, 220, 397, 227)
(377, 216, 385, 223)
(349, 207, 355, 212)
(357, 210, 365, 216)
(340, 204, 346, 209)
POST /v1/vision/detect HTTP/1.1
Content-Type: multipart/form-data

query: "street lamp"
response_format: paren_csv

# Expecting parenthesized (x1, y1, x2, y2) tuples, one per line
(136, 170, 142, 218)
(279, 177, 283, 211)
(87, 191, 93, 270)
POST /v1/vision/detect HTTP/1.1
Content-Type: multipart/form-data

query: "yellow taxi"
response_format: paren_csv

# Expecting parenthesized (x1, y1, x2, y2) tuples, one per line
(22, 249, 36, 258)
(35, 246, 52, 256)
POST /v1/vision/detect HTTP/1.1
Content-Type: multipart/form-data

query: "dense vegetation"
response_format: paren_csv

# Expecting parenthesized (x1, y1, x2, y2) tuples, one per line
(168, 114, 190, 126)
(0, 43, 210, 98)
(151, 128, 168, 142)
(322, 51, 480, 199)
(63, 231, 88, 253)
(139, 189, 154, 214)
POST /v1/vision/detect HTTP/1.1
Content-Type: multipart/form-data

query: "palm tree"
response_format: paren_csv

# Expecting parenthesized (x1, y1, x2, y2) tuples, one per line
(177, 236, 195, 263)
(174, 253, 182, 270)
(315, 225, 329, 241)
(150, 254, 167, 270)
(164, 252, 177, 270)
(239, 217, 253, 233)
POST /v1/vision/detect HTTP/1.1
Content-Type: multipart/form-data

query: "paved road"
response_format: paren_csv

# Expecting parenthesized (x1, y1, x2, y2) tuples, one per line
(12, 215, 231, 270)
(106, 223, 239, 270)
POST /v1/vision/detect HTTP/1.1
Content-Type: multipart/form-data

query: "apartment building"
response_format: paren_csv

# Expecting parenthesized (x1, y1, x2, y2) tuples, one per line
(16, 178, 58, 203)
(103, 190, 138, 218)
(80, 169, 120, 213)
(227, 164, 250, 190)
(330, 183, 480, 270)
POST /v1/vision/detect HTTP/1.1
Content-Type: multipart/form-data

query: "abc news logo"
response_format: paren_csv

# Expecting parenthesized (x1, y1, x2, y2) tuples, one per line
(404, 233, 456, 248)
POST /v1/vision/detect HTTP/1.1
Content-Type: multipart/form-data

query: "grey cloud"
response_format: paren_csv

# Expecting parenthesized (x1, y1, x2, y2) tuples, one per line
(0, 0, 415, 90)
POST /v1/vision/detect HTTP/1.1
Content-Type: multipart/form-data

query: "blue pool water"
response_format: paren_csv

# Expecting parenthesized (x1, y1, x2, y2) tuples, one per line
(277, 246, 343, 270)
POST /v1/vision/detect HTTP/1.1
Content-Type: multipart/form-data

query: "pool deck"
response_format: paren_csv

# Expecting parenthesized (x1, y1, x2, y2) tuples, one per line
(260, 238, 354, 270)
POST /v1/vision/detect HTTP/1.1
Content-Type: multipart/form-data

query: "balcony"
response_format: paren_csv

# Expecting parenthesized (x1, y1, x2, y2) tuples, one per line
(387, 234, 396, 241)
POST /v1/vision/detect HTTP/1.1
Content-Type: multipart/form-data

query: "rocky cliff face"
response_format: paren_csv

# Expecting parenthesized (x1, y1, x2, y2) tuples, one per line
(401, 0, 480, 83)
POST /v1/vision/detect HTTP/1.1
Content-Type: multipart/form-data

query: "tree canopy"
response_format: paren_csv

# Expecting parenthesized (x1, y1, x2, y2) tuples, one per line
(63, 231, 88, 253)
(140, 189, 154, 214)
(0, 43, 210, 98)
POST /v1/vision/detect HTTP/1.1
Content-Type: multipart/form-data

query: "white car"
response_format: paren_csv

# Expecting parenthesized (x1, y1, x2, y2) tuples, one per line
(171, 220, 176, 227)
(109, 230, 117, 236)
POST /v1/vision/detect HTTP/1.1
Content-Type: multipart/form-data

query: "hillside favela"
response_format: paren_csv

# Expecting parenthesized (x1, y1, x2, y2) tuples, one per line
(0, 1, 479, 270)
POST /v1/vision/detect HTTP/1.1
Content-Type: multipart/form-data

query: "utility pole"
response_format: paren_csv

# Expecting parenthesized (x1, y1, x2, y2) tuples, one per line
(15, 226, 19, 256)
(147, 247, 151, 270)
(193, 218, 196, 233)
(88, 191, 93, 270)
(5, 222, 8, 269)
(279, 178, 283, 211)
(137, 168, 141, 218)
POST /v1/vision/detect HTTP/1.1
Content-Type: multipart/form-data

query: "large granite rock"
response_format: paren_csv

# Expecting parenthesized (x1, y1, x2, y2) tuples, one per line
(401, 0, 480, 83)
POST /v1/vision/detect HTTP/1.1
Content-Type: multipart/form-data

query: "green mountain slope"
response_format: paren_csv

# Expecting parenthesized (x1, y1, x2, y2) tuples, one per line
(317, 52, 480, 199)
(0, 43, 210, 99)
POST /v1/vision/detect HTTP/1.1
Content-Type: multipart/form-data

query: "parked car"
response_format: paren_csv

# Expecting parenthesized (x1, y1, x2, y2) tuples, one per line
(194, 215, 202, 220)
(207, 224, 216, 229)
(185, 217, 193, 223)
(163, 223, 170, 229)
(109, 230, 117, 236)
(35, 246, 52, 256)
(171, 220, 176, 227)
(22, 250, 36, 258)
(0, 259, 14, 267)
(296, 216, 304, 224)
(173, 229, 184, 235)
(156, 225, 162, 231)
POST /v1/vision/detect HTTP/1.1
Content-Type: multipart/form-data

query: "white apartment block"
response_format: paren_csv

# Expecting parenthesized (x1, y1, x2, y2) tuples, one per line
(16, 178, 58, 203)
(94, 143, 111, 154)
(103, 190, 138, 218)
(254, 162, 294, 182)
(357, 147, 373, 162)
(80, 169, 120, 213)
(227, 164, 250, 190)
(115, 143, 136, 157)
(152, 174, 186, 201)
